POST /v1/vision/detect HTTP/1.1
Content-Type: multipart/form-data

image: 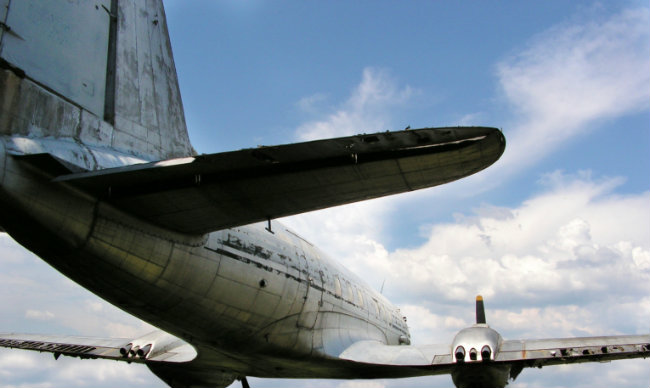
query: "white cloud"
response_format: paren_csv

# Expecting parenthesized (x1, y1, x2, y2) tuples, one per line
(24, 310, 55, 321)
(287, 171, 649, 319)
(495, 5, 650, 175)
(295, 67, 415, 141)
(296, 93, 329, 114)
(0, 350, 159, 388)
(284, 9, 650, 386)
(353, 173, 649, 305)
(286, 172, 649, 386)
(337, 381, 387, 388)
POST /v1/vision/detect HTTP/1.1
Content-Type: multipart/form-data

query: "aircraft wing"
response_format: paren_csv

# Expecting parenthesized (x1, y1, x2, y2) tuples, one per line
(0, 330, 197, 363)
(340, 340, 453, 366)
(53, 126, 505, 234)
(498, 334, 650, 374)
(338, 334, 650, 377)
(340, 335, 650, 365)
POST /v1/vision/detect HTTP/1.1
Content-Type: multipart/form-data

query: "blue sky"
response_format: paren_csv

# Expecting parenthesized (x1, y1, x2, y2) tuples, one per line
(0, 1, 648, 387)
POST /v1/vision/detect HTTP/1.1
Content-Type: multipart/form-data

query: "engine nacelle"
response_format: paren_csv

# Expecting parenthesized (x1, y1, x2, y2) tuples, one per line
(449, 296, 512, 388)
(452, 324, 502, 363)
(119, 330, 196, 362)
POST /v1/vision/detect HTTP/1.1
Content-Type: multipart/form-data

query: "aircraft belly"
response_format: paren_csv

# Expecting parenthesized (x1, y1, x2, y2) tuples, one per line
(0, 159, 320, 358)
(0, 153, 96, 248)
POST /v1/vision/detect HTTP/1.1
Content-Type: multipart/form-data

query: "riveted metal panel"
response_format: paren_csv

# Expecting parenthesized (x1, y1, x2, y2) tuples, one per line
(0, 0, 110, 116)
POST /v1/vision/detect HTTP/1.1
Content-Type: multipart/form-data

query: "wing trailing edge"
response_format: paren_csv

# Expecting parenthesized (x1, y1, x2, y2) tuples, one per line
(499, 334, 650, 366)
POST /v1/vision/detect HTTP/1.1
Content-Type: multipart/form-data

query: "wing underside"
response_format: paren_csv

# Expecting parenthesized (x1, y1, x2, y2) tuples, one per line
(338, 334, 650, 370)
(499, 334, 650, 369)
(0, 333, 131, 361)
(0, 331, 197, 363)
(53, 126, 505, 234)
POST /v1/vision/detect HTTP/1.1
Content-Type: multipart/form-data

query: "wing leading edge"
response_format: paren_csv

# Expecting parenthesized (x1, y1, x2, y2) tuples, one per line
(337, 297, 650, 386)
(339, 334, 650, 367)
(54, 126, 505, 234)
(336, 334, 650, 386)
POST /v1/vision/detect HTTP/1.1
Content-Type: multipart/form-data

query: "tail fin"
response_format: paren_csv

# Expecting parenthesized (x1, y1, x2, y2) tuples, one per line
(0, 0, 194, 165)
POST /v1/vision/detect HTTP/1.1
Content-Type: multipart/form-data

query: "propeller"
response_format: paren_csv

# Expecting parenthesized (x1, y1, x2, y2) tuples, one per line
(476, 295, 486, 324)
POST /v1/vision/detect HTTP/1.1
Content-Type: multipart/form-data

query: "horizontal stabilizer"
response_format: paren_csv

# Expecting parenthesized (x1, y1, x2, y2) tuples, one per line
(55, 127, 505, 234)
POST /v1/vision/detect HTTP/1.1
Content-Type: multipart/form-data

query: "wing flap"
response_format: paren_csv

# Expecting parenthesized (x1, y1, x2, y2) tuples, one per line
(498, 334, 650, 366)
(55, 127, 505, 234)
(0, 333, 130, 361)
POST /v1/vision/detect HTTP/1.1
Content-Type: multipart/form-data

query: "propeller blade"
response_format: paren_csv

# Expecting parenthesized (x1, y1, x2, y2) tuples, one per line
(476, 295, 486, 324)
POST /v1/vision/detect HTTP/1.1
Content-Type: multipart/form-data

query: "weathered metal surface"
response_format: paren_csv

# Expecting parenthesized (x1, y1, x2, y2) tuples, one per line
(498, 335, 650, 365)
(340, 340, 450, 366)
(452, 325, 502, 363)
(54, 127, 506, 234)
(113, 0, 193, 159)
(3, 136, 645, 386)
(0, 153, 414, 380)
(0, 330, 197, 363)
(0, 0, 193, 164)
(0, 0, 111, 116)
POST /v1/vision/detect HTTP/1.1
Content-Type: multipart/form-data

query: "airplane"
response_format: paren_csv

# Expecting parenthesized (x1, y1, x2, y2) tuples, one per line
(0, 1, 648, 388)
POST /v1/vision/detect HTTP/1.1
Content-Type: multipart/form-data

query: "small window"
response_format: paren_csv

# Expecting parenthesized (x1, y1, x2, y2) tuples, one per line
(334, 276, 342, 297)
(345, 280, 354, 302)
(371, 299, 380, 315)
(356, 289, 364, 307)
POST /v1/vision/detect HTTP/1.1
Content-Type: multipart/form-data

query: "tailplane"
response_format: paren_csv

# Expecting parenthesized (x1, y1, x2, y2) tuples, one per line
(0, 0, 194, 170)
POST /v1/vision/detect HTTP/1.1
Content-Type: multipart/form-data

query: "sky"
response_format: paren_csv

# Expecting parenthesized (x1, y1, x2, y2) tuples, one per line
(1, 1, 649, 387)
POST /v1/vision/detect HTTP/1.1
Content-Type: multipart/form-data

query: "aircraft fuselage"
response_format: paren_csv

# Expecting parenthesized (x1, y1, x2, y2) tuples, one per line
(0, 138, 410, 378)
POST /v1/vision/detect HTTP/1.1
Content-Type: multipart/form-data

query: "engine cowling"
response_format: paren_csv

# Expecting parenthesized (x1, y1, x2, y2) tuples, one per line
(118, 330, 196, 362)
(451, 324, 501, 363)
(449, 296, 511, 388)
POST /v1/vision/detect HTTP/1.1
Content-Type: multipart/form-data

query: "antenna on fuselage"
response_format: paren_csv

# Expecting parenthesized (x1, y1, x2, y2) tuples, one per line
(380, 278, 386, 294)
(265, 217, 274, 234)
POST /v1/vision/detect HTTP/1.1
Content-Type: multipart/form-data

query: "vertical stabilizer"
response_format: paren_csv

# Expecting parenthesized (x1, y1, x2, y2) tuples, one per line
(0, 0, 194, 169)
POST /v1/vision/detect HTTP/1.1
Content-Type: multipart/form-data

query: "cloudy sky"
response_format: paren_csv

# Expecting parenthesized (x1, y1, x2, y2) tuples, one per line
(1, 1, 649, 387)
